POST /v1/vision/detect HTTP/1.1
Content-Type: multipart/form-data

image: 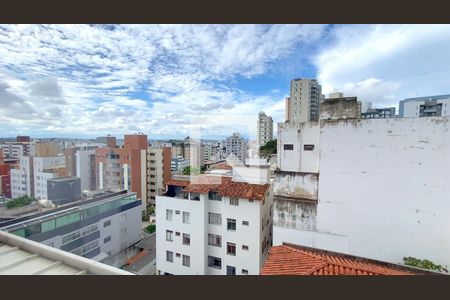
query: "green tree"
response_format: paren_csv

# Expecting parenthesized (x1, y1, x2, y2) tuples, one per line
(182, 166, 200, 175)
(6, 196, 36, 209)
(145, 224, 156, 234)
(403, 257, 448, 273)
(259, 139, 277, 158)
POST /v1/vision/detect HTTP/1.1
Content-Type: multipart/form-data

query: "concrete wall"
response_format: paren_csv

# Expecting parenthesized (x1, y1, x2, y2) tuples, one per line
(275, 117, 450, 267)
(320, 98, 359, 121)
(273, 171, 318, 201)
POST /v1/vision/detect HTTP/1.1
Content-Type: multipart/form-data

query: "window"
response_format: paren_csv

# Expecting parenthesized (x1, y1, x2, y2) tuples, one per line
(227, 266, 236, 275)
(103, 220, 111, 227)
(208, 256, 222, 269)
(208, 234, 222, 247)
(182, 212, 190, 224)
(182, 233, 190, 245)
(166, 209, 173, 221)
(176, 253, 181, 257)
(304, 144, 315, 151)
(227, 218, 236, 231)
(242, 245, 249, 250)
(208, 191, 222, 201)
(242, 269, 249, 275)
(166, 230, 173, 241)
(227, 242, 236, 256)
(230, 197, 239, 206)
(182, 255, 190, 267)
(175, 210, 180, 215)
(242, 220, 249, 226)
(150, 153, 155, 156)
(82, 225, 98, 236)
(166, 251, 173, 262)
(190, 193, 200, 201)
(208, 213, 222, 225)
(62, 231, 81, 245)
(104, 236, 111, 243)
(175, 232, 180, 236)
(283, 144, 294, 150)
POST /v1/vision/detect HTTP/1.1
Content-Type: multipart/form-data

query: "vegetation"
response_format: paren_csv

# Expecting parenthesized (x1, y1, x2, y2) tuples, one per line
(142, 206, 155, 221)
(259, 139, 277, 158)
(182, 165, 201, 175)
(145, 224, 156, 234)
(6, 196, 36, 209)
(403, 257, 448, 273)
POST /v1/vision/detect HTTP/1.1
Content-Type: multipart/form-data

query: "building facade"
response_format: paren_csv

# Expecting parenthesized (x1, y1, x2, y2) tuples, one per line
(0, 191, 142, 263)
(399, 94, 450, 117)
(147, 147, 172, 206)
(361, 107, 396, 119)
(225, 133, 247, 165)
(287, 78, 322, 122)
(402, 97, 450, 118)
(156, 164, 273, 275)
(257, 112, 273, 147)
(273, 111, 450, 268)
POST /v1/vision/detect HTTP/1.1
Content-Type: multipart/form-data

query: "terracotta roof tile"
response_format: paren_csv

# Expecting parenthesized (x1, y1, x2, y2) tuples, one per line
(261, 245, 420, 276)
(165, 179, 190, 187)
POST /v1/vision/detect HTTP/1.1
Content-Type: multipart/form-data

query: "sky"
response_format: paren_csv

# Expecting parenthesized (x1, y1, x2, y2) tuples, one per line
(1, 24, 450, 140)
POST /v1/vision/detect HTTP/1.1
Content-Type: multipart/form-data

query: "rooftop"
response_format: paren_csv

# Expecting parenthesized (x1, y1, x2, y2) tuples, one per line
(261, 244, 441, 275)
(0, 230, 132, 275)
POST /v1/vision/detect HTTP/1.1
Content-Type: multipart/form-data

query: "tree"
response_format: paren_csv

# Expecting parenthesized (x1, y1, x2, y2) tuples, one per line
(403, 257, 448, 273)
(145, 224, 156, 234)
(6, 196, 36, 209)
(182, 166, 200, 175)
(259, 139, 277, 158)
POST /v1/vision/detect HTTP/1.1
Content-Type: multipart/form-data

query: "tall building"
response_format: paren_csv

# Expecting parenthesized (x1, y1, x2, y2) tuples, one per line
(0, 140, 33, 160)
(399, 94, 450, 117)
(171, 156, 190, 175)
(225, 133, 247, 165)
(16, 136, 31, 143)
(65, 144, 99, 191)
(284, 97, 290, 122)
(96, 134, 147, 211)
(34, 142, 60, 157)
(361, 107, 396, 119)
(156, 161, 273, 275)
(95, 136, 117, 148)
(257, 112, 273, 147)
(287, 78, 322, 122)
(401, 97, 450, 118)
(0, 150, 11, 198)
(147, 146, 172, 206)
(1, 191, 142, 263)
(182, 137, 202, 169)
(32, 155, 66, 199)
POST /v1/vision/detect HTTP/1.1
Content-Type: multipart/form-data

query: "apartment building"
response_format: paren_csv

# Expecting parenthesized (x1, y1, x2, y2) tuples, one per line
(257, 112, 273, 147)
(33, 155, 66, 199)
(182, 137, 202, 169)
(0, 191, 142, 263)
(65, 144, 100, 191)
(0, 141, 33, 160)
(399, 94, 450, 117)
(401, 97, 450, 117)
(284, 97, 290, 122)
(96, 134, 147, 211)
(147, 147, 172, 206)
(156, 162, 273, 275)
(225, 133, 247, 165)
(287, 78, 322, 122)
(361, 107, 396, 119)
(171, 156, 190, 175)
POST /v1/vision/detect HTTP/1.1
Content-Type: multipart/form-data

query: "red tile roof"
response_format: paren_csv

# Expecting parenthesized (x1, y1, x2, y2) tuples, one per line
(213, 162, 233, 170)
(168, 174, 270, 201)
(261, 244, 423, 275)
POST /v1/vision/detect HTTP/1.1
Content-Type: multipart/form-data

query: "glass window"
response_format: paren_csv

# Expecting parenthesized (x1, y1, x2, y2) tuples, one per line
(242, 269, 249, 275)
(62, 231, 81, 245)
(82, 225, 98, 236)
(227, 218, 236, 231)
(55, 212, 80, 228)
(182, 255, 190, 267)
(304, 144, 315, 151)
(166, 230, 173, 242)
(104, 236, 111, 243)
(208, 213, 221, 225)
(182, 211, 190, 224)
(166, 209, 173, 221)
(242, 220, 249, 226)
(230, 197, 239, 206)
(242, 245, 249, 250)
(41, 219, 56, 232)
(227, 266, 236, 275)
(182, 233, 190, 245)
(208, 234, 222, 247)
(208, 256, 222, 269)
(104, 220, 111, 227)
(227, 242, 236, 256)
(283, 144, 294, 150)
(208, 191, 222, 201)
(166, 251, 173, 262)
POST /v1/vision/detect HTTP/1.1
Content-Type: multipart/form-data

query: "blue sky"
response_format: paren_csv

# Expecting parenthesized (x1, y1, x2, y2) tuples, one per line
(1, 24, 450, 140)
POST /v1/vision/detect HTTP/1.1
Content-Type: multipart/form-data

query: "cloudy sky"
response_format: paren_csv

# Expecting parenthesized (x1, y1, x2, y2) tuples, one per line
(1, 24, 450, 140)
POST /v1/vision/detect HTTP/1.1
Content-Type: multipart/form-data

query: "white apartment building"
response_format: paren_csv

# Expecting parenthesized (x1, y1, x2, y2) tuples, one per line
(402, 98, 450, 117)
(171, 156, 190, 175)
(274, 99, 450, 268)
(76, 149, 96, 191)
(10, 156, 34, 199)
(288, 78, 322, 122)
(225, 133, 247, 165)
(33, 155, 66, 199)
(0, 142, 33, 160)
(156, 163, 273, 275)
(257, 112, 273, 147)
(147, 147, 171, 205)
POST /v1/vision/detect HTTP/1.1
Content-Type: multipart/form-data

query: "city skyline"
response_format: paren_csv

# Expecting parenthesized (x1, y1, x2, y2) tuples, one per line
(1, 24, 450, 139)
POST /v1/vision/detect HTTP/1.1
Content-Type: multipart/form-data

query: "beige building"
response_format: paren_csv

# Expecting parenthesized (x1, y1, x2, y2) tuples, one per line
(34, 142, 60, 157)
(147, 147, 172, 206)
(287, 78, 322, 123)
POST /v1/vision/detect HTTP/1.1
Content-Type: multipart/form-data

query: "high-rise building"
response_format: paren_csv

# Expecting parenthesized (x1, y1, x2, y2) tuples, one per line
(287, 78, 322, 122)
(65, 144, 100, 192)
(147, 146, 172, 206)
(284, 97, 290, 122)
(225, 133, 247, 165)
(156, 162, 273, 275)
(34, 142, 60, 157)
(0, 150, 11, 198)
(96, 134, 148, 211)
(257, 112, 273, 147)
(16, 136, 31, 143)
(182, 137, 202, 169)
(401, 97, 450, 118)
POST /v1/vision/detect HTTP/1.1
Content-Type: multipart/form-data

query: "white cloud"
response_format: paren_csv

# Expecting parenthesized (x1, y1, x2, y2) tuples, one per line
(315, 24, 450, 107)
